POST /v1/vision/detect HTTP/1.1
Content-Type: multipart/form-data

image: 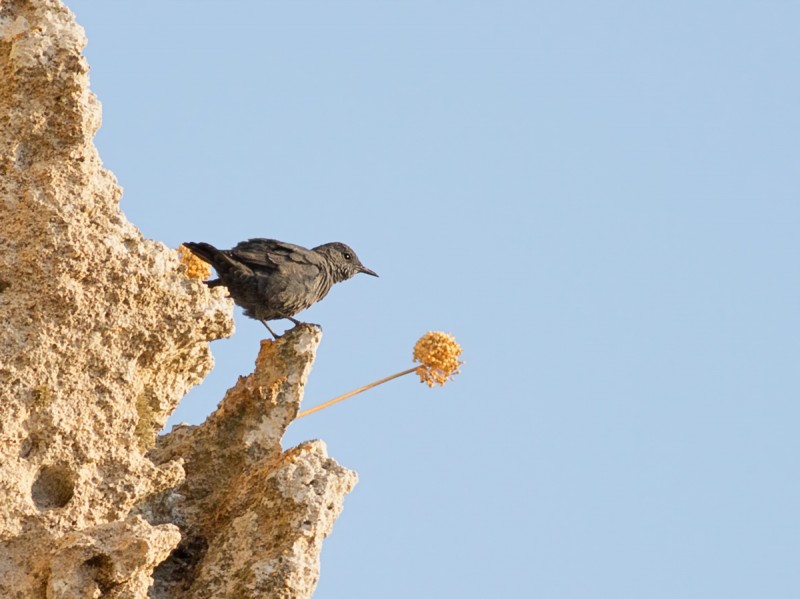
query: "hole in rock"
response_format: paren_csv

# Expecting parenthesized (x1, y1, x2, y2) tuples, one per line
(19, 433, 44, 459)
(151, 534, 208, 593)
(31, 465, 75, 510)
(84, 553, 116, 593)
(19, 436, 34, 458)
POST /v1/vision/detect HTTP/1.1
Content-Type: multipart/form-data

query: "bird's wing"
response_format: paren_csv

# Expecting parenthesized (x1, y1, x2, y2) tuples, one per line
(230, 238, 324, 272)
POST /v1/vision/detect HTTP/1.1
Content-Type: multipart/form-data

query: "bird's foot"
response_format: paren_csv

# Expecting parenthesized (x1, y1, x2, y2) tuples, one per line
(286, 318, 321, 330)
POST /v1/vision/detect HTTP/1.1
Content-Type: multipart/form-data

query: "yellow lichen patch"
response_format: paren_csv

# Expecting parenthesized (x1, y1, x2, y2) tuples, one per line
(256, 338, 280, 369)
(413, 331, 463, 387)
(178, 244, 212, 280)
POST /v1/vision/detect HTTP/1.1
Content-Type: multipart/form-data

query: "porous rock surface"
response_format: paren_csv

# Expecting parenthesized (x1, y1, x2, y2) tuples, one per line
(0, 1, 356, 597)
(140, 331, 357, 598)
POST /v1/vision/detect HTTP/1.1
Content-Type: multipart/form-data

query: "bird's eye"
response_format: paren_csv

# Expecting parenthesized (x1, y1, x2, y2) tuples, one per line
(343, 252, 352, 260)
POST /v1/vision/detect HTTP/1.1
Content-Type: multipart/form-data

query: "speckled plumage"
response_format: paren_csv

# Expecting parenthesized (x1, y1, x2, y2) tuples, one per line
(183, 238, 377, 337)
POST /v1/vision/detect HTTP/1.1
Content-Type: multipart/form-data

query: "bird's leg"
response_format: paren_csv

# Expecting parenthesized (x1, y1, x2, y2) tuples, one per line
(260, 320, 282, 339)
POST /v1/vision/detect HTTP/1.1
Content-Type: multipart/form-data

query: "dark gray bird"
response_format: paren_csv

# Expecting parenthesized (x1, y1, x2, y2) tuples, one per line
(183, 238, 378, 338)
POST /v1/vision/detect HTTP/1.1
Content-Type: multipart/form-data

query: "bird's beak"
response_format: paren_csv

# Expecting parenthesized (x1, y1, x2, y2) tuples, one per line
(360, 265, 379, 277)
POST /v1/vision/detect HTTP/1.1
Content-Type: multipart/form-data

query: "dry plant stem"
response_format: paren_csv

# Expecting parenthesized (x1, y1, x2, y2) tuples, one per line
(297, 367, 419, 418)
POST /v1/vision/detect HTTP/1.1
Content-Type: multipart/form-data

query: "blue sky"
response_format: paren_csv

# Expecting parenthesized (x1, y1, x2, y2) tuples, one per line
(69, 2, 799, 597)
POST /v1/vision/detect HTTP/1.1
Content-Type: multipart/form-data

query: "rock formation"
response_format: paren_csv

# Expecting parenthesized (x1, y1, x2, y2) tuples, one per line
(0, 1, 356, 596)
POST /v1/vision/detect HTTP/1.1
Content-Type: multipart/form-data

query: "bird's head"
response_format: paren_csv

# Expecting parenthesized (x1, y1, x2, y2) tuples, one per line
(314, 242, 378, 282)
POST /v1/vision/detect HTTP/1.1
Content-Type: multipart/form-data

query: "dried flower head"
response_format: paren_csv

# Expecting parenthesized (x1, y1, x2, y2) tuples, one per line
(178, 244, 212, 280)
(413, 331, 463, 387)
(297, 330, 464, 418)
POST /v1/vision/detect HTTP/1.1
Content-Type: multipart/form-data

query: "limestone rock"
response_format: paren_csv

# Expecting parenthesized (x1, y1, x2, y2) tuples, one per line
(0, 1, 356, 597)
(48, 516, 181, 599)
(140, 328, 358, 598)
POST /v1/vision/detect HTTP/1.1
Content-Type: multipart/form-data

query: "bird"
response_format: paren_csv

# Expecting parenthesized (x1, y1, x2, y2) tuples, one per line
(182, 238, 378, 338)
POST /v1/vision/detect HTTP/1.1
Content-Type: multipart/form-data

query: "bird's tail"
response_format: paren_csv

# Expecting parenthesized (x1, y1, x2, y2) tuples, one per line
(183, 242, 227, 287)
